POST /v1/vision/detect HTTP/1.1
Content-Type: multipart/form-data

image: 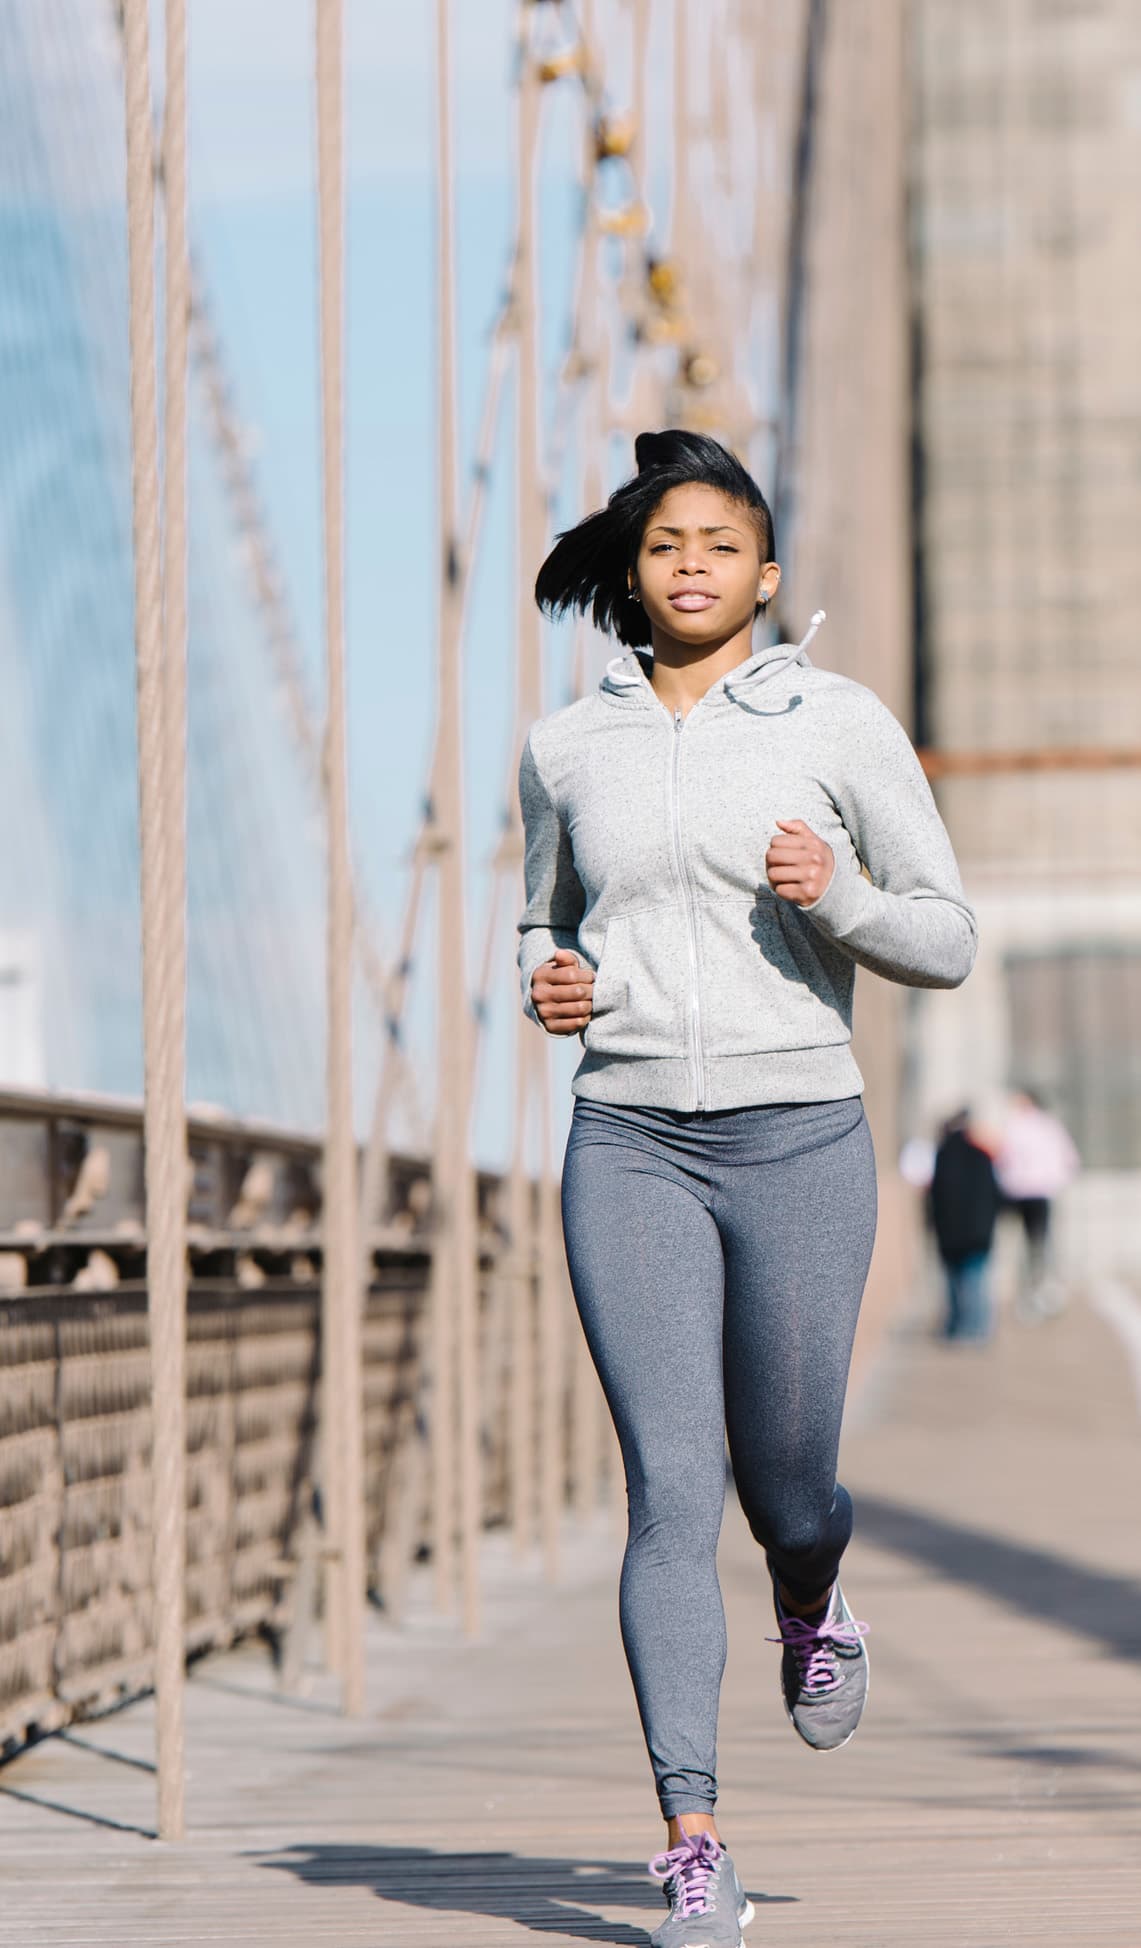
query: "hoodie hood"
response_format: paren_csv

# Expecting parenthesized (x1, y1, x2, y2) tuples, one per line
(600, 611, 827, 709)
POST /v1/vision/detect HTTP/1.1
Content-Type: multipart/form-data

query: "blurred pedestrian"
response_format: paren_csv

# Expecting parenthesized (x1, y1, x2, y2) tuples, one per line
(994, 1089, 1079, 1321)
(930, 1109, 1000, 1341)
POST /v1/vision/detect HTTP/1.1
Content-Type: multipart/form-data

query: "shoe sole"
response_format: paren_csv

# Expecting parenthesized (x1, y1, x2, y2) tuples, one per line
(666, 1901, 755, 1948)
(727, 1898, 756, 1947)
(780, 1641, 871, 1753)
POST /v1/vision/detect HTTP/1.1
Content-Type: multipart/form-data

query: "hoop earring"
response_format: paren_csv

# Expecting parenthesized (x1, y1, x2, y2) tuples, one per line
(627, 586, 641, 603)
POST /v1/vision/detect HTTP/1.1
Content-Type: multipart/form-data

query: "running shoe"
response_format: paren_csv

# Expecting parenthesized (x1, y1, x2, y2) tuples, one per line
(647, 1828, 755, 1947)
(768, 1576, 870, 1751)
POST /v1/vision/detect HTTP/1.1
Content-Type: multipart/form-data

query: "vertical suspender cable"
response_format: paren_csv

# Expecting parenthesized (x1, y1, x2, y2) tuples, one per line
(431, 0, 482, 1634)
(514, 8, 542, 769)
(570, 0, 603, 710)
(507, 20, 544, 1563)
(315, 0, 366, 1714)
(160, 0, 190, 1828)
(566, 0, 606, 1519)
(516, 32, 563, 1586)
(672, 0, 693, 304)
(164, 1, 189, 1084)
(631, 0, 650, 221)
(121, 0, 188, 1841)
(669, 0, 696, 437)
(772, 0, 827, 575)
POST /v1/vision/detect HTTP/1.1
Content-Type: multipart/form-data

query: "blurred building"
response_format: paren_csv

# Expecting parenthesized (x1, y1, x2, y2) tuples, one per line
(0, 3, 327, 1127)
(908, 0, 1141, 1271)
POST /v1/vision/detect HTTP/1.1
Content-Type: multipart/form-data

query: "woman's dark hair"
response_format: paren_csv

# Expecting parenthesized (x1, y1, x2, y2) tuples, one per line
(534, 429, 776, 649)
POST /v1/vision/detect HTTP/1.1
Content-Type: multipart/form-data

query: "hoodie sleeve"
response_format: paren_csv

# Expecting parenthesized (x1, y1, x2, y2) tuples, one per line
(516, 732, 587, 1023)
(798, 693, 977, 989)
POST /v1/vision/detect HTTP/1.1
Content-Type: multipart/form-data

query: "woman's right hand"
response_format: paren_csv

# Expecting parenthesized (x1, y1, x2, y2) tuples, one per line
(531, 948, 594, 1035)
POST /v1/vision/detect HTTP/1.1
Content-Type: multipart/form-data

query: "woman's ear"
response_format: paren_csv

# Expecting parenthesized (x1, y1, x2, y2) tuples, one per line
(756, 564, 781, 612)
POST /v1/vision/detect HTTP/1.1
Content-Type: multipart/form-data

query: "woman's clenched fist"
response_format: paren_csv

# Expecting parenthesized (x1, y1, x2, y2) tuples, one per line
(531, 947, 595, 1035)
(765, 818, 835, 907)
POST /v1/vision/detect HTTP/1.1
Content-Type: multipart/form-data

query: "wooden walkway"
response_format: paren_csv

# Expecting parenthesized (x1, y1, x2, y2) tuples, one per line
(4, 1286, 1140, 1946)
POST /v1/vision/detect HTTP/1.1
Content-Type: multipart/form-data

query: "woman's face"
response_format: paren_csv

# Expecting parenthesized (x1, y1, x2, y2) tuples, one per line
(632, 482, 780, 647)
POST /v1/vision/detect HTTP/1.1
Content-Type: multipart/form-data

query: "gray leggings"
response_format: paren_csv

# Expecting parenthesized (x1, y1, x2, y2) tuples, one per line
(560, 1094, 877, 1818)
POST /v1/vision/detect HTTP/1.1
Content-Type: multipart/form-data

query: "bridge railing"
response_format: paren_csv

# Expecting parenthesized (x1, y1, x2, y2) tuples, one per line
(0, 1089, 576, 1754)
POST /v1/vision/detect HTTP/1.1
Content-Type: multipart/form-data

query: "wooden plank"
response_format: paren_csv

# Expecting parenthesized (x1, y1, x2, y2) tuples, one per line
(1, 1292, 1138, 1943)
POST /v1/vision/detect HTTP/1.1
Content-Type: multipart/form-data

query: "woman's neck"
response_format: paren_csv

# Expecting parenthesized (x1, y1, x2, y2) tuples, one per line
(646, 621, 758, 717)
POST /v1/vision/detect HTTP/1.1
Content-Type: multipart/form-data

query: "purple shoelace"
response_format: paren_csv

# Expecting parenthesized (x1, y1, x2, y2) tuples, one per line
(647, 1829, 723, 1917)
(767, 1605, 870, 1695)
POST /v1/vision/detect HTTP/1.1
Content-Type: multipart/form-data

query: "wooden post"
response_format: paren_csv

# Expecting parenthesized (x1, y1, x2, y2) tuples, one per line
(508, 1046, 536, 1554)
(536, 1060, 564, 1580)
(315, 0, 366, 1715)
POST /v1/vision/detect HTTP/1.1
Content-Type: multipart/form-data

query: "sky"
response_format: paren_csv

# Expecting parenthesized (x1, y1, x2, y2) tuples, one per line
(183, 1, 646, 1162)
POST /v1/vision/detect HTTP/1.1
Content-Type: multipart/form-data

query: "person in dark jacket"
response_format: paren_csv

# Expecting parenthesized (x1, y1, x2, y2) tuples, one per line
(930, 1109, 1001, 1341)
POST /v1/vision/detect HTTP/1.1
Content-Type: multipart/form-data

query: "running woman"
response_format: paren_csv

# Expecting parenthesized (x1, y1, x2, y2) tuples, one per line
(517, 430, 976, 1947)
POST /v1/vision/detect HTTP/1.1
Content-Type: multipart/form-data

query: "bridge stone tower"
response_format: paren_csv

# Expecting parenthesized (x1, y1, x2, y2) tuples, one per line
(909, 0, 1141, 1265)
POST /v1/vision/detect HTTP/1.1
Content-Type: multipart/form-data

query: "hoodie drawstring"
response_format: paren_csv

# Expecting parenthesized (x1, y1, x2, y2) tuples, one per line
(797, 608, 827, 653)
(602, 609, 827, 702)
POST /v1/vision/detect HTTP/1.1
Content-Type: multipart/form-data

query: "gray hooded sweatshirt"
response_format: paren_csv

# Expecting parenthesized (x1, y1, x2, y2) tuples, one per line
(516, 628, 976, 1112)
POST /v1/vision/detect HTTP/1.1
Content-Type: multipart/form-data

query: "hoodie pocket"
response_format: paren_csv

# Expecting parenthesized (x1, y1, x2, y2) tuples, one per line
(583, 906, 689, 1058)
(698, 895, 851, 1057)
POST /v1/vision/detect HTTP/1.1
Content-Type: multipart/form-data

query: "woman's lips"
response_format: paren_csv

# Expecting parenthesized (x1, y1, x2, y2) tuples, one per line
(668, 592, 718, 610)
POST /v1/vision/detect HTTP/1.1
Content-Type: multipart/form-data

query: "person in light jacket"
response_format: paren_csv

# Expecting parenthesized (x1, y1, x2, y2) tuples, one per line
(517, 430, 976, 1948)
(994, 1088, 1079, 1320)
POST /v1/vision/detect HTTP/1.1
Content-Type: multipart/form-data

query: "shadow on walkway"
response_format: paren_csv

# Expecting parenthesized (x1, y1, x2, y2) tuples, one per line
(0, 1783, 155, 1839)
(857, 1495, 1141, 1660)
(258, 1842, 796, 1943)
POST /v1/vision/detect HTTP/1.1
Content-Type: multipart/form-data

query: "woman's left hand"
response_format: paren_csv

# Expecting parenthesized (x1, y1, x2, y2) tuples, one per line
(765, 818, 835, 907)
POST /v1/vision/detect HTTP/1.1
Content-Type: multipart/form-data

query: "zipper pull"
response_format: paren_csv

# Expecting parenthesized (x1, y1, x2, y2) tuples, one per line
(674, 709, 683, 731)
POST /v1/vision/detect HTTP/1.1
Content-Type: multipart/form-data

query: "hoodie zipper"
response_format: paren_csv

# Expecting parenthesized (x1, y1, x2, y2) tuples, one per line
(671, 709, 706, 1111)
